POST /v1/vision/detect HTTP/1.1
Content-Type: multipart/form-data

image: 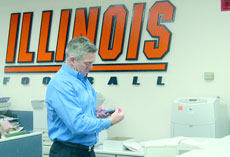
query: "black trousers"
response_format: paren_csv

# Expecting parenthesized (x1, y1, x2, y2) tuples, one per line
(49, 141, 96, 157)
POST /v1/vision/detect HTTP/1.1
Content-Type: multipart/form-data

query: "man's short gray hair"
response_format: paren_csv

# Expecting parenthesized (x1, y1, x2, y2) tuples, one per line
(65, 37, 97, 61)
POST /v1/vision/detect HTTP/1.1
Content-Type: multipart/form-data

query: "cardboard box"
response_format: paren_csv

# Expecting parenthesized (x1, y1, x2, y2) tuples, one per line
(103, 137, 134, 151)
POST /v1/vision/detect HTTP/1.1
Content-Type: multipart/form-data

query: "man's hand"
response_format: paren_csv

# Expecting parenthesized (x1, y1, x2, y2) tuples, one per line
(110, 107, 125, 126)
(96, 105, 110, 118)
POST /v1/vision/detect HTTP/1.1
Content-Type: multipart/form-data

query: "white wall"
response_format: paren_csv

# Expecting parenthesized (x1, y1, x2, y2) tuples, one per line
(0, 0, 230, 142)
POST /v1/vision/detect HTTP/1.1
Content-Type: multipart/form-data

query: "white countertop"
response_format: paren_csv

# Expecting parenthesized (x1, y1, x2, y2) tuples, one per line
(95, 145, 144, 156)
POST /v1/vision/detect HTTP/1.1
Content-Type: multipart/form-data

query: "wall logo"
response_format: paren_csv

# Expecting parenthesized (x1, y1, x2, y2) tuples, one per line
(3, 1, 176, 85)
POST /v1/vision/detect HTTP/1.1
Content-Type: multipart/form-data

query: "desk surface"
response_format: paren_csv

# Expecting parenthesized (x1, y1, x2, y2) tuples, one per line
(95, 145, 144, 156)
(0, 132, 42, 142)
(178, 135, 230, 157)
(178, 148, 230, 157)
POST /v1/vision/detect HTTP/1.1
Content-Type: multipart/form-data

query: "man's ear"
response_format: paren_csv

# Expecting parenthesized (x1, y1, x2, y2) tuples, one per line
(69, 56, 75, 65)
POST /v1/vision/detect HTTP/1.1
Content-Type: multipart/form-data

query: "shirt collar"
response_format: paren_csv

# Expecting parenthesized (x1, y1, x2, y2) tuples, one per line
(61, 63, 87, 81)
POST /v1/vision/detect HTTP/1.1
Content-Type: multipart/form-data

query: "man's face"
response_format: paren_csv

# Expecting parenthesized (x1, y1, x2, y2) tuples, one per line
(73, 53, 96, 77)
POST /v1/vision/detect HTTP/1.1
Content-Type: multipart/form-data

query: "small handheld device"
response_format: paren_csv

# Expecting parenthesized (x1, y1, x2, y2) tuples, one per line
(101, 109, 115, 114)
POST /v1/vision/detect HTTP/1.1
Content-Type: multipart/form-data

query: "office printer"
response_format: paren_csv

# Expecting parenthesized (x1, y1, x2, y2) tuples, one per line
(171, 97, 229, 138)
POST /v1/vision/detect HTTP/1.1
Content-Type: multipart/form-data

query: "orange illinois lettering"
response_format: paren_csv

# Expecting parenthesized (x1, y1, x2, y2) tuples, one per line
(99, 5, 127, 61)
(144, 1, 175, 59)
(37, 11, 53, 62)
(55, 9, 71, 62)
(73, 7, 100, 43)
(6, 13, 20, 63)
(126, 3, 145, 60)
(18, 12, 34, 62)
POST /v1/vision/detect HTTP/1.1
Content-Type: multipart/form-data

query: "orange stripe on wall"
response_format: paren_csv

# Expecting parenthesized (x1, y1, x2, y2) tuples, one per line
(4, 63, 167, 73)
(5, 66, 61, 72)
(91, 63, 166, 71)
